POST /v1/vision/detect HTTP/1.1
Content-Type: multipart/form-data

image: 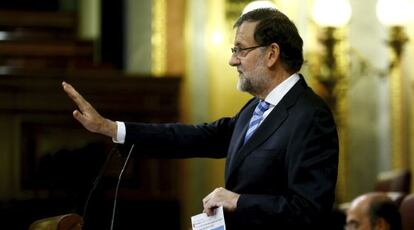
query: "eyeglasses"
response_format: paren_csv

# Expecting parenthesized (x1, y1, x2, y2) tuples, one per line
(231, 45, 268, 58)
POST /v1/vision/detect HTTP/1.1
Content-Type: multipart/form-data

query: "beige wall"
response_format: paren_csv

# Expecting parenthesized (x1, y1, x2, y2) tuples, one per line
(125, 0, 152, 74)
(78, 0, 100, 40)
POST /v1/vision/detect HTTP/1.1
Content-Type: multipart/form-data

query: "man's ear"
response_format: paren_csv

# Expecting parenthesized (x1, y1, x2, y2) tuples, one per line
(266, 43, 280, 67)
(375, 218, 390, 230)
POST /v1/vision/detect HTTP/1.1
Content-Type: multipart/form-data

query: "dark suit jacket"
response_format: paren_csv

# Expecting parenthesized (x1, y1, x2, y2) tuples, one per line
(124, 76, 339, 229)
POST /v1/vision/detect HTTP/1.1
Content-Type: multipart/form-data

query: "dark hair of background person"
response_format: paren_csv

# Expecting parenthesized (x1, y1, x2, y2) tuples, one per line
(369, 201, 402, 230)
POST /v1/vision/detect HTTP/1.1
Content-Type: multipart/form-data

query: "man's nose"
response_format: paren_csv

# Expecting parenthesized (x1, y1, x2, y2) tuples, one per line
(228, 55, 240, 66)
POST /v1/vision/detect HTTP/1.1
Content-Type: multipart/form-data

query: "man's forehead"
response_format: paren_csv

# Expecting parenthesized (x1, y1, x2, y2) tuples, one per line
(234, 21, 258, 45)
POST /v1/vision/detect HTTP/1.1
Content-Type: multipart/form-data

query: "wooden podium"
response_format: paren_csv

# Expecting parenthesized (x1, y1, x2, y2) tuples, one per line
(29, 213, 83, 230)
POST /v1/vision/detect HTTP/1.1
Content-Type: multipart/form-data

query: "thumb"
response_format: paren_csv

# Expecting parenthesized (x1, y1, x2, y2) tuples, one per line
(73, 110, 87, 124)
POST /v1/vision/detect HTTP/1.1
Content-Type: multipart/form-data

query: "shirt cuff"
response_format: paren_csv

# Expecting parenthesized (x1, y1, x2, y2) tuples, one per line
(112, 121, 126, 144)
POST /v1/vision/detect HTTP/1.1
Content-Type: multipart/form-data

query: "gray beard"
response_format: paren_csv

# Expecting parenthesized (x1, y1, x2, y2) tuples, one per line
(236, 55, 269, 96)
(237, 76, 253, 93)
(237, 73, 269, 97)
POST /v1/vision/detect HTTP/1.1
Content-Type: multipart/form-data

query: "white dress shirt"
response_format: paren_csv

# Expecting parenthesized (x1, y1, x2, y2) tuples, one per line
(261, 73, 300, 122)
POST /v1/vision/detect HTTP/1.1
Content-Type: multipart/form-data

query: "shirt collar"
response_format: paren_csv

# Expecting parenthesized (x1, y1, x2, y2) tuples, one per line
(264, 73, 300, 107)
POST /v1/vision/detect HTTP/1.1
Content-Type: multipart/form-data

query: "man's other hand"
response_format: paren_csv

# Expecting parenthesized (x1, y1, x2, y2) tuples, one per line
(202, 187, 240, 216)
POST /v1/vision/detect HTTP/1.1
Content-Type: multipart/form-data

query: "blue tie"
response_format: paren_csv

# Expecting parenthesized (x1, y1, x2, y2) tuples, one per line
(244, 100, 270, 144)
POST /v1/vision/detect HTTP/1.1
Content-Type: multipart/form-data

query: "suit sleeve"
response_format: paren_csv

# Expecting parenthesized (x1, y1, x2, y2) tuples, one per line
(122, 117, 236, 159)
(121, 98, 256, 159)
(231, 107, 339, 228)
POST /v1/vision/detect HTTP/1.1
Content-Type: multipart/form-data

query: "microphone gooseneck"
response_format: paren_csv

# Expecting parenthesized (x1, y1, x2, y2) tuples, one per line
(83, 144, 118, 223)
(110, 144, 135, 230)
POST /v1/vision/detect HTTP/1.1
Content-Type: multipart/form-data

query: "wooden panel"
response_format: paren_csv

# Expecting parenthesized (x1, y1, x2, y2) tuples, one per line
(0, 8, 182, 230)
(0, 67, 181, 199)
(0, 10, 98, 69)
(0, 40, 94, 57)
(0, 68, 181, 122)
(0, 10, 77, 30)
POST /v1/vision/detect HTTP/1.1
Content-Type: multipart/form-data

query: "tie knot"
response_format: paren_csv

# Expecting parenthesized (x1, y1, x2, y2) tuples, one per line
(255, 100, 270, 114)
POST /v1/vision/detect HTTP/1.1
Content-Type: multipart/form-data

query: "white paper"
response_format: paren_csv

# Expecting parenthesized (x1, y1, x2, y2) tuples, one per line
(191, 206, 226, 230)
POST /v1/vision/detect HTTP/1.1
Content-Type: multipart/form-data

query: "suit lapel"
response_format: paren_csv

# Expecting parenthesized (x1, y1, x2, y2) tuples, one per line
(225, 105, 288, 182)
(225, 76, 308, 184)
(225, 99, 256, 179)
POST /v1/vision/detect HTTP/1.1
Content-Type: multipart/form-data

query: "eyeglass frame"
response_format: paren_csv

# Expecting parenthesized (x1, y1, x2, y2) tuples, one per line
(231, 44, 269, 58)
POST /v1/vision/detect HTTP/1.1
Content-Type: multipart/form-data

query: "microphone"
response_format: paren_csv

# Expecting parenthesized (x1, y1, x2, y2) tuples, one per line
(81, 143, 135, 229)
(110, 144, 135, 230)
(82, 144, 118, 223)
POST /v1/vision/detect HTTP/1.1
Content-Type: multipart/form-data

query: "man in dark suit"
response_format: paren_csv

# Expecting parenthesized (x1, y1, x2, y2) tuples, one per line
(63, 8, 338, 229)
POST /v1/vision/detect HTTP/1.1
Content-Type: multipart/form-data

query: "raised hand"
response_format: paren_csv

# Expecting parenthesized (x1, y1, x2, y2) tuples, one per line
(62, 81, 117, 139)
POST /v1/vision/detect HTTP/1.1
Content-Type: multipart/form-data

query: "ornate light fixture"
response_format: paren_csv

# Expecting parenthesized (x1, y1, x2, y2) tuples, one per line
(312, 0, 351, 28)
(311, 0, 352, 202)
(311, 0, 351, 113)
(376, 0, 413, 171)
(376, 0, 411, 68)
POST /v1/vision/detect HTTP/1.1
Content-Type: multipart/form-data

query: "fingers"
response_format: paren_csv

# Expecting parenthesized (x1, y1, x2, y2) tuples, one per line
(202, 190, 217, 216)
(73, 110, 86, 124)
(202, 187, 240, 216)
(202, 188, 219, 208)
(62, 81, 90, 111)
(63, 81, 99, 131)
(202, 188, 224, 216)
(62, 81, 116, 138)
(203, 193, 216, 216)
(203, 207, 215, 216)
(202, 190, 214, 206)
